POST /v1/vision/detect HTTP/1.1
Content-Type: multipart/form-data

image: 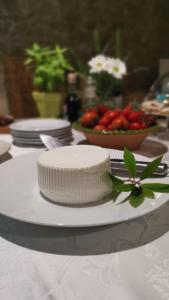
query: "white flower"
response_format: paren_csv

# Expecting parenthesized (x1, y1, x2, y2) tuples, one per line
(88, 55, 127, 79)
(106, 58, 127, 79)
(88, 55, 107, 73)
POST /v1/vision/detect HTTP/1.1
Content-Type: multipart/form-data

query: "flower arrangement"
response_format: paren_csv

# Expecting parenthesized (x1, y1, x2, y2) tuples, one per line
(88, 55, 126, 78)
(88, 54, 127, 102)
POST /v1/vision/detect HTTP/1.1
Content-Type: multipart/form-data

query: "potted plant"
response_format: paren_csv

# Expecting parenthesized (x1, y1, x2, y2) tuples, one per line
(71, 30, 127, 108)
(72, 29, 148, 109)
(25, 43, 72, 118)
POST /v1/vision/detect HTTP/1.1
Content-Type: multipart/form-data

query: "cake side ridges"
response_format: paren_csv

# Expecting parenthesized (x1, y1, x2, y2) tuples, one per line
(38, 159, 112, 204)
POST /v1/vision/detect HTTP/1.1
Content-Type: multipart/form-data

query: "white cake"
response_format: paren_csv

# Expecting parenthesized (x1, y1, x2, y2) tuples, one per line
(37, 145, 112, 205)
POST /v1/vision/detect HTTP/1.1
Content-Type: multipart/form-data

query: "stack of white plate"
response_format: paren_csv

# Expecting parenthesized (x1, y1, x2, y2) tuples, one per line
(10, 119, 73, 147)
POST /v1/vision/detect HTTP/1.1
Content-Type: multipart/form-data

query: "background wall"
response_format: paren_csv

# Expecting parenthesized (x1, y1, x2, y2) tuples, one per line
(0, 0, 169, 114)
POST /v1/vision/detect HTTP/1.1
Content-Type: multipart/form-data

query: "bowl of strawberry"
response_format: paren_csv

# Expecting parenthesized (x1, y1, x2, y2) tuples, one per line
(73, 104, 159, 150)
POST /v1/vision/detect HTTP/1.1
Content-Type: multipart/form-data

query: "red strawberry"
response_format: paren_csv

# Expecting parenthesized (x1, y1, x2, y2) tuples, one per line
(97, 105, 109, 116)
(99, 116, 111, 126)
(87, 107, 98, 114)
(118, 115, 129, 129)
(81, 111, 98, 128)
(129, 122, 141, 130)
(128, 111, 145, 122)
(94, 124, 106, 131)
(107, 118, 122, 130)
(103, 109, 121, 121)
(139, 121, 147, 129)
(123, 104, 132, 118)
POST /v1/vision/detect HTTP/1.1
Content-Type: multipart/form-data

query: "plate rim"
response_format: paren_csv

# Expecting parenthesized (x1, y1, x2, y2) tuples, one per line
(0, 150, 168, 227)
(10, 118, 71, 132)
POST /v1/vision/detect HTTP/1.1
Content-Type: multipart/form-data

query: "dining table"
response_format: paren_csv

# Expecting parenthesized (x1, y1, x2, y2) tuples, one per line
(0, 128, 169, 300)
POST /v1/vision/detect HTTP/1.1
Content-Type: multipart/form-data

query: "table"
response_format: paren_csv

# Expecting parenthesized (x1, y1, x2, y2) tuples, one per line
(0, 132, 169, 300)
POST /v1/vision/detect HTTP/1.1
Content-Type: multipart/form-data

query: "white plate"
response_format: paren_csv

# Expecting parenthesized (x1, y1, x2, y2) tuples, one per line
(0, 140, 10, 156)
(0, 151, 168, 227)
(13, 136, 73, 145)
(10, 119, 70, 132)
(11, 128, 72, 138)
(11, 132, 73, 140)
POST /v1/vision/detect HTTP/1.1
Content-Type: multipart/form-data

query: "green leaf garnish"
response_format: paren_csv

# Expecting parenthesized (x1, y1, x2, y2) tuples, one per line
(108, 173, 123, 185)
(142, 183, 169, 193)
(128, 193, 144, 208)
(125, 186, 144, 208)
(113, 183, 133, 192)
(140, 156, 163, 180)
(109, 149, 169, 207)
(123, 148, 136, 177)
(142, 188, 155, 199)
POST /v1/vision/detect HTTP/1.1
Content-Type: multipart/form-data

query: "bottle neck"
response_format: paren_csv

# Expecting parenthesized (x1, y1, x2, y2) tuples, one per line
(67, 83, 78, 95)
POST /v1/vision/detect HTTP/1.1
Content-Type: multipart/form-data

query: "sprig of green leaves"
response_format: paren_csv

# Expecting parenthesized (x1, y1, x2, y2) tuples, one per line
(109, 148, 169, 207)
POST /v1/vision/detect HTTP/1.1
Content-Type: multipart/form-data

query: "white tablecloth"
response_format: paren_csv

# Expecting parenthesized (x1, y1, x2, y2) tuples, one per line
(0, 131, 169, 300)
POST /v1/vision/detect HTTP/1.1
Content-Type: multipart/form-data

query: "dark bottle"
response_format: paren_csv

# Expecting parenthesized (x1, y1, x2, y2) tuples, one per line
(65, 71, 81, 123)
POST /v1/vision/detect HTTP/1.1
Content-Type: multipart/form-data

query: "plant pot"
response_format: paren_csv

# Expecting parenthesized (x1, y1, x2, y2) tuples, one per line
(32, 91, 64, 118)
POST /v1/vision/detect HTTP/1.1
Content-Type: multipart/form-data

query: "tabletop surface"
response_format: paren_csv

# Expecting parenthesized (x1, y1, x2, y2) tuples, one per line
(0, 130, 169, 300)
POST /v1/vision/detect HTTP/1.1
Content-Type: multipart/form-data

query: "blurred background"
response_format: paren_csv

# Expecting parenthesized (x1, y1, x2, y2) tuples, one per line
(0, 0, 169, 118)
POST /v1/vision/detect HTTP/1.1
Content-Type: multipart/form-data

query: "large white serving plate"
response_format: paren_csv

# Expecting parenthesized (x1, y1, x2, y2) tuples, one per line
(10, 119, 70, 132)
(0, 140, 10, 156)
(0, 150, 168, 227)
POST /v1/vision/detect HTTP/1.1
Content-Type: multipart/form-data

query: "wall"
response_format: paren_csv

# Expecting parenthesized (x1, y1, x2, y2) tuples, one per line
(0, 0, 169, 113)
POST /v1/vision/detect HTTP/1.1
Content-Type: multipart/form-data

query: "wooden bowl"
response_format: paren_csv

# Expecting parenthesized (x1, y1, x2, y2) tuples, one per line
(73, 122, 159, 150)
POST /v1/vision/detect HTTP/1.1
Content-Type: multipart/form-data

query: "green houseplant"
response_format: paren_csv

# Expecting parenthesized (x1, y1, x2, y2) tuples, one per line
(25, 43, 72, 118)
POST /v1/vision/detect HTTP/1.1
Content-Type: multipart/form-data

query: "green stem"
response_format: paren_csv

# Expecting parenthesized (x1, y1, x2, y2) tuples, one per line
(115, 29, 121, 58)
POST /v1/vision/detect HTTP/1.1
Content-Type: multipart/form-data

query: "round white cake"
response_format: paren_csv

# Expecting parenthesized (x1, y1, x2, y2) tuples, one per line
(37, 145, 112, 205)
